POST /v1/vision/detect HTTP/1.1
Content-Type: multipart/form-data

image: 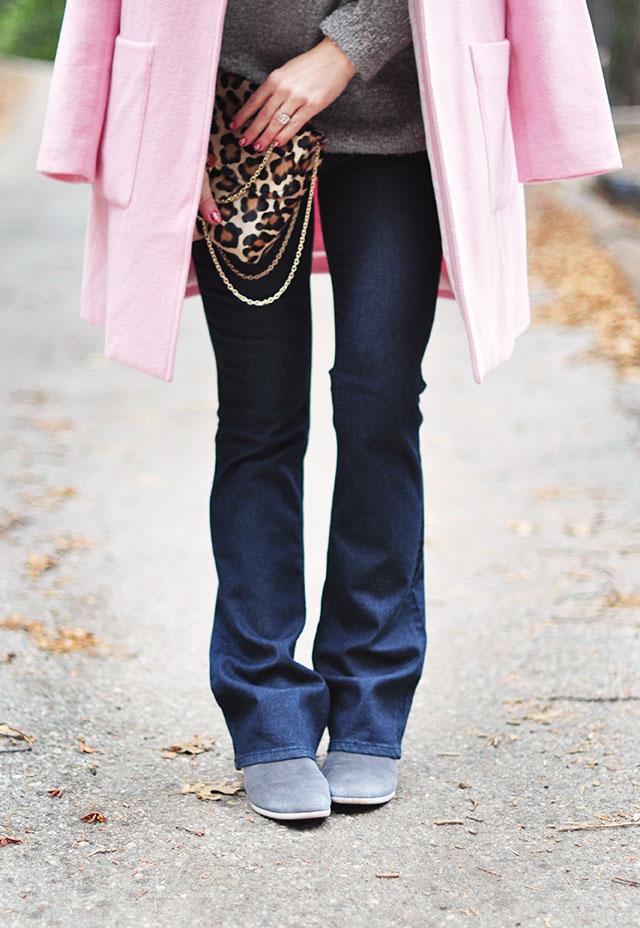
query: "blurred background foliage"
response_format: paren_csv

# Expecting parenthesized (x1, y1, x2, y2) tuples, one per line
(0, 0, 638, 102)
(0, 0, 64, 62)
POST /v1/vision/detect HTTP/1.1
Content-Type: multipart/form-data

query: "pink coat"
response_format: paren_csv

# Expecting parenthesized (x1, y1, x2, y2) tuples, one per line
(36, 0, 621, 384)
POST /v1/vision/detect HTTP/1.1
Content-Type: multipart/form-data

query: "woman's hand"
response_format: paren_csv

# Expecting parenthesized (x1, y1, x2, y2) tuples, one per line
(193, 36, 356, 239)
(229, 37, 357, 152)
(193, 166, 222, 241)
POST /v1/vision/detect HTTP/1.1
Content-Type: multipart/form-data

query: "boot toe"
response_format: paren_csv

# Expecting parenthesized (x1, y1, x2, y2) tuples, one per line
(243, 757, 331, 820)
(321, 751, 398, 805)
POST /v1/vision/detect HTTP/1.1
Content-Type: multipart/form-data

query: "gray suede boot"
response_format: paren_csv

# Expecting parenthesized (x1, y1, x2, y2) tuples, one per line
(242, 757, 331, 821)
(321, 751, 398, 804)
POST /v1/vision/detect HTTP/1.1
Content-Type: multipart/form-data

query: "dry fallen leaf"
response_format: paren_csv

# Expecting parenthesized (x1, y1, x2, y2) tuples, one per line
(0, 836, 23, 846)
(78, 740, 96, 754)
(26, 553, 57, 577)
(508, 520, 539, 536)
(0, 512, 26, 535)
(37, 627, 101, 655)
(1, 615, 103, 655)
(54, 535, 92, 553)
(21, 486, 77, 509)
(1, 614, 42, 635)
(527, 185, 640, 376)
(0, 723, 35, 744)
(47, 789, 63, 798)
(1, 652, 16, 663)
(564, 523, 591, 537)
(34, 418, 73, 432)
(160, 735, 217, 757)
(181, 780, 244, 801)
(604, 589, 640, 610)
(79, 812, 107, 824)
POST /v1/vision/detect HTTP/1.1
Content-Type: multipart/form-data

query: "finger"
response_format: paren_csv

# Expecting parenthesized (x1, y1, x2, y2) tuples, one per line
(255, 105, 314, 151)
(230, 80, 275, 131)
(237, 93, 291, 149)
(199, 168, 222, 224)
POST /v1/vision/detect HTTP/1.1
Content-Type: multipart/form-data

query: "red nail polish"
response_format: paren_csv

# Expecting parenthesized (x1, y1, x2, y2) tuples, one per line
(211, 210, 222, 224)
(273, 137, 281, 147)
(229, 119, 236, 129)
(253, 141, 263, 151)
(238, 136, 247, 146)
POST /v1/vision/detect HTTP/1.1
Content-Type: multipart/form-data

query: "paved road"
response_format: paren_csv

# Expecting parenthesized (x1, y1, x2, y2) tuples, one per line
(2, 58, 640, 928)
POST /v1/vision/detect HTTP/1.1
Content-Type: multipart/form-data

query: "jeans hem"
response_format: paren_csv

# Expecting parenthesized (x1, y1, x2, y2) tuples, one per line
(235, 746, 320, 770)
(327, 739, 401, 759)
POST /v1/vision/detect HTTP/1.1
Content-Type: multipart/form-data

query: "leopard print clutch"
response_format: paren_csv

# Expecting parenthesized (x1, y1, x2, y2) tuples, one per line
(197, 69, 327, 306)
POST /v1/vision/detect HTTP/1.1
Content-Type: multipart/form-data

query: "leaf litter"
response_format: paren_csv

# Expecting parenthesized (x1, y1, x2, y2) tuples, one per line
(159, 734, 217, 758)
(181, 781, 244, 801)
(526, 185, 640, 377)
(1, 614, 104, 655)
(0, 722, 35, 753)
(80, 812, 107, 824)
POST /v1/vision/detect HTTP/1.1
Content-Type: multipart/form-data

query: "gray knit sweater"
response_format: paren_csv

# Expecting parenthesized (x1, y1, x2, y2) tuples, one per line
(218, 0, 426, 154)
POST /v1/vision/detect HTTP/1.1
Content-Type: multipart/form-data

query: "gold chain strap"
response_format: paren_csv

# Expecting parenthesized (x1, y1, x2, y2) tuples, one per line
(200, 142, 322, 307)
(216, 197, 302, 281)
(208, 142, 275, 204)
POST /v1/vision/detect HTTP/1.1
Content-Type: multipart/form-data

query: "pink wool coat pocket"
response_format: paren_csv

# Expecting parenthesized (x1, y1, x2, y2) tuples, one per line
(36, 0, 621, 384)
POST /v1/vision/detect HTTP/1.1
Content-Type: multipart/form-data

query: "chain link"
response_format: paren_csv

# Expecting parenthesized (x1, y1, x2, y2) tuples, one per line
(207, 142, 276, 204)
(216, 198, 302, 281)
(200, 143, 322, 307)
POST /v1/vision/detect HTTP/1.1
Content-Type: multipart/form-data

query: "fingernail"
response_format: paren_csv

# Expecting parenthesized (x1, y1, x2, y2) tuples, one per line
(253, 140, 263, 151)
(210, 210, 222, 224)
(238, 136, 247, 146)
(273, 137, 281, 147)
(229, 119, 236, 129)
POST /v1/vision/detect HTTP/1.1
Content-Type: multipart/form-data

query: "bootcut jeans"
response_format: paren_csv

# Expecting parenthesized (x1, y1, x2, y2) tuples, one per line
(191, 150, 443, 769)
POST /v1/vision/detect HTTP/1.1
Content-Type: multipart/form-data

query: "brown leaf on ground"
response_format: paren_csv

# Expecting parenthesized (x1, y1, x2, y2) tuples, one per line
(34, 418, 73, 432)
(0, 511, 26, 535)
(79, 812, 107, 824)
(26, 553, 58, 577)
(1, 652, 16, 663)
(37, 627, 101, 655)
(0, 723, 35, 744)
(54, 536, 92, 553)
(1, 615, 103, 655)
(181, 780, 244, 801)
(508, 520, 539, 536)
(526, 185, 640, 377)
(21, 487, 77, 509)
(0, 836, 24, 846)
(1, 614, 42, 634)
(78, 739, 96, 754)
(47, 789, 63, 798)
(604, 589, 640, 610)
(160, 735, 217, 756)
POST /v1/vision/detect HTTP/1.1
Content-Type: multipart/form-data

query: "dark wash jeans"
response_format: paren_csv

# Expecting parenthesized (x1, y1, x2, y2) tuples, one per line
(191, 150, 442, 769)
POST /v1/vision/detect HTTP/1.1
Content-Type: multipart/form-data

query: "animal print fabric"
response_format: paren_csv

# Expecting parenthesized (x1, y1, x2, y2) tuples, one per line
(204, 69, 326, 266)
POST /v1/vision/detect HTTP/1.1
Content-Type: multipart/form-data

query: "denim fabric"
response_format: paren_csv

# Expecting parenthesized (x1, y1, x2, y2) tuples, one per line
(191, 151, 442, 769)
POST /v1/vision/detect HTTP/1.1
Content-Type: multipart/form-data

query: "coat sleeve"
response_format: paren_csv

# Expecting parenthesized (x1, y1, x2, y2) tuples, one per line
(35, 0, 121, 183)
(319, 0, 412, 82)
(506, 0, 622, 183)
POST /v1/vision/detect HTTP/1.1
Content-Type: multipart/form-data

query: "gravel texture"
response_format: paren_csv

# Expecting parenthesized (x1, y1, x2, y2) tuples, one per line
(1, 58, 640, 928)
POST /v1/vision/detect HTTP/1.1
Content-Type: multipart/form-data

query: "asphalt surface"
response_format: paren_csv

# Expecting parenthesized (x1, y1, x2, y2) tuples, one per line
(2, 57, 640, 928)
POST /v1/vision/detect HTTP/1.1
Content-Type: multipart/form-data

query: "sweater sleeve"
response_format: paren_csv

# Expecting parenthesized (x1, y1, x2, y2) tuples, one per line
(319, 0, 413, 82)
